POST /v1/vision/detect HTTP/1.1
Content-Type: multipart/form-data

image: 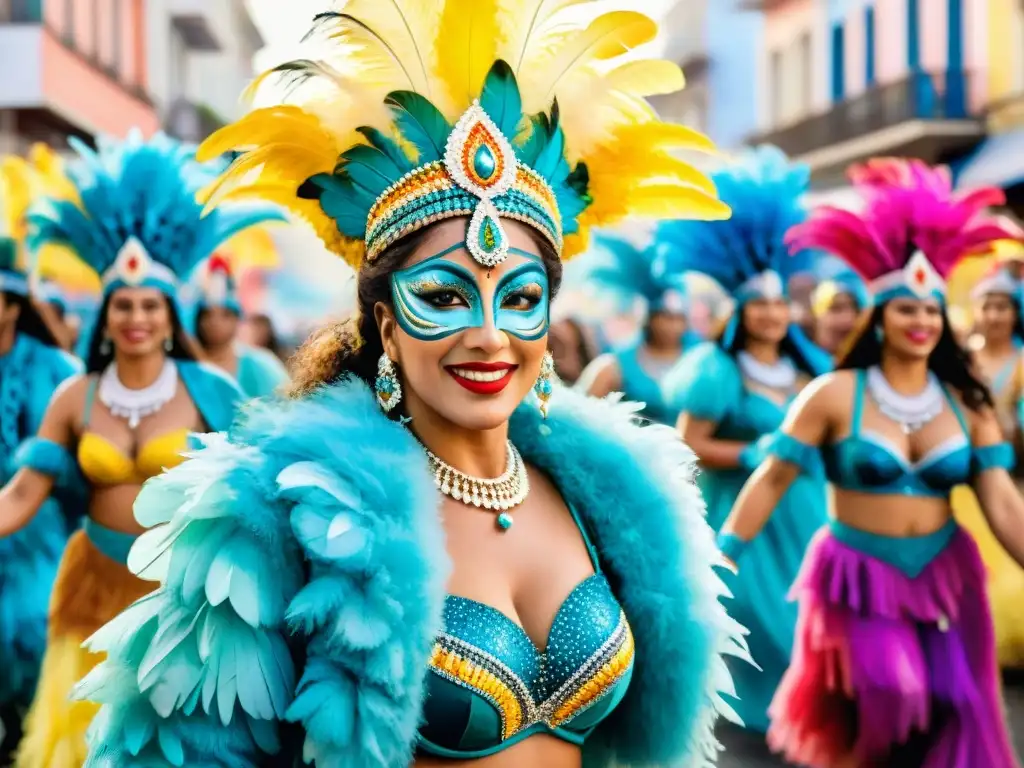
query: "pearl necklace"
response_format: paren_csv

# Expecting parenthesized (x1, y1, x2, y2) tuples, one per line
(98, 359, 178, 429)
(866, 366, 944, 434)
(737, 351, 798, 390)
(425, 441, 529, 531)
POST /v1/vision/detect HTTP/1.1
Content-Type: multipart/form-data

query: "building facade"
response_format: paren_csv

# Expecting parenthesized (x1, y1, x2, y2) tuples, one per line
(0, 0, 158, 154)
(752, 0, 986, 189)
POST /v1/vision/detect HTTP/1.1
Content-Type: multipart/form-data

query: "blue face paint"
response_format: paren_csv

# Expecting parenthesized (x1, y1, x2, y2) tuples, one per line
(389, 243, 549, 342)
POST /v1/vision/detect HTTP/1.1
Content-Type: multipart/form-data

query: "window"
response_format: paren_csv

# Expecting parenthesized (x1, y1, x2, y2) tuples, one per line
(63, 0, 74, 45)
(907, 0, 920, 69)
(831, 23, 846, 101)
(797, 32, 812, 114)
(770, 48, 784, 126)
(865, 7, 876, 86)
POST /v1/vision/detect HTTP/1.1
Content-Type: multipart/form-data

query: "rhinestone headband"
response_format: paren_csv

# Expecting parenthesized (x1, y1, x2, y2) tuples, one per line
(364, 103, 562, 268)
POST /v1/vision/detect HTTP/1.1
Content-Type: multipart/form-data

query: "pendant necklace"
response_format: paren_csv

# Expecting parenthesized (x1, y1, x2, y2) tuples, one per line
(425, 440, 530, 531)
(98, 359, 178, 429)
(866, 366, 944, 434)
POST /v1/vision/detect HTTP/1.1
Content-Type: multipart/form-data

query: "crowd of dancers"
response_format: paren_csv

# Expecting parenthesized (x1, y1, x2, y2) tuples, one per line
(0, 1, 1023, 767)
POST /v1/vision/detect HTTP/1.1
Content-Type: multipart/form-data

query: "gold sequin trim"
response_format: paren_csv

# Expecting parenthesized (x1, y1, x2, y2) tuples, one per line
(428, 643, 525, 738)
(548, 622, 635, 727)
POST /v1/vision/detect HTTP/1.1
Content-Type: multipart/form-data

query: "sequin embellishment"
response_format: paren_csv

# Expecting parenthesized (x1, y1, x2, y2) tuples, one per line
(427, 574, 635, 741)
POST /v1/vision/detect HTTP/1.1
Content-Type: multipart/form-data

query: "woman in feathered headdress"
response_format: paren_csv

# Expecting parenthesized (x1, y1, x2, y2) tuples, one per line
(75, 3, 749, 766)
(0, 147, 83, 765)
(189, 253, 289, 397)
(575, 232, 697, 424)
(809, 261, 870, 357)
(722, 158, 1024, 767)
(657, 146, 830, 736)
(0, 131, 283, 766)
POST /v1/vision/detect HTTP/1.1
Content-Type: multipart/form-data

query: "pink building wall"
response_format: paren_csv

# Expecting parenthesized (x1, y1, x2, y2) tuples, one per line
(760, 0, 829, 129)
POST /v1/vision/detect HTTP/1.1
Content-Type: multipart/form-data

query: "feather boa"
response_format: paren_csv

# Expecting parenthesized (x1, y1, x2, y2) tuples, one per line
(79, 379, 747, 767)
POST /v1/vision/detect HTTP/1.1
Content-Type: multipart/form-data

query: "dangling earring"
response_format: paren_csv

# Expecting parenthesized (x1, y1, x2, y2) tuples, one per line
(874, 325, 884, 343)
(375, 354, 402, 412)
(534, 352, 555, 418)
(164, 337, 173, 352)
(100, 336, 112, 355)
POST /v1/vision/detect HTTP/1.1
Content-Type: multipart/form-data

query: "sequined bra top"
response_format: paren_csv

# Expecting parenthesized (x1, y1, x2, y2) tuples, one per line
(821, 370, 971, 497)
(417, 505, 635, 758)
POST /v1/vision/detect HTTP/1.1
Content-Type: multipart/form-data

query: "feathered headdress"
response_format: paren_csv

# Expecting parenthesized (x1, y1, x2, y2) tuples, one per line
(195, 253, 242, 314)
(655, 146, 812, 302)
(27, 131, 286, 304)
(197, 0, 729, 272)
(582, 232, 690, 315)
(787, 158, 1021, 304)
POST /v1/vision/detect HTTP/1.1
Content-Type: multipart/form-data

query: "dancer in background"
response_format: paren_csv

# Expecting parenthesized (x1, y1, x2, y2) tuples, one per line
(0, 132, 281, 766)
(810, 266, 869, 358)
(722, 158, 1024, 767)
(191, 253, 289, 397)
(578, 233, 697, 424)
(76, 1, 749, 764)
(660, 146, 830, 735)
(956, 257, 1024, 670)
(0, 152, 82, 764)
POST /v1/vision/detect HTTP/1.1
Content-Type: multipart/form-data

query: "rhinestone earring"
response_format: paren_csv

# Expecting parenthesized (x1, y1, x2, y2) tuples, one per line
(100, 336, 112, 355)
(534, 352, 555, 418)
(164, 337, 173, 352)
(375, 353, 402, 412)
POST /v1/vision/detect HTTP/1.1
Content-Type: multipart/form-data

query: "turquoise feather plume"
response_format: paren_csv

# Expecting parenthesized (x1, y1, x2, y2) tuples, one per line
(27, 131, 286, 284)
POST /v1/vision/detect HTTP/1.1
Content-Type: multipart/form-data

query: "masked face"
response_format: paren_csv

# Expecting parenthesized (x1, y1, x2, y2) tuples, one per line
(105, 287, 174, 358)
(378, 218, 551, 432)
(881, 297, 943, 360)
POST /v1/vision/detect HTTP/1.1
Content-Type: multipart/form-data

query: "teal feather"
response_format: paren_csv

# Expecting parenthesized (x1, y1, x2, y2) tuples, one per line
(516, 112, 549, 166)
(531, 102, 568, 181)
(356, 127, 414, 175)
(305, 174, 368, 238)
(479, 60, 523, 140)
(385, 91, 451, 163)
(0, 237, 17, 272)
(338, 145, 402, 199)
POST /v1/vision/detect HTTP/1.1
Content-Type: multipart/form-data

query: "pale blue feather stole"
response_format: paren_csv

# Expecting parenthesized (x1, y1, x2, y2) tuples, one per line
(77, 380, 747, 768)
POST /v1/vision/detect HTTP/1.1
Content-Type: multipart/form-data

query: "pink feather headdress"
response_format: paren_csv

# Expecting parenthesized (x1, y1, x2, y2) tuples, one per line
(786, 158, 1022, 302)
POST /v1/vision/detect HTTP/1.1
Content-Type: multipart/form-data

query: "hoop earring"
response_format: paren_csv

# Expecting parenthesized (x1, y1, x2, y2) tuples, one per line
(534, 351, 555, 418)
(164, 337, 173, 352)
(375, 354, 402, 412)
(100, 336, 112, 355)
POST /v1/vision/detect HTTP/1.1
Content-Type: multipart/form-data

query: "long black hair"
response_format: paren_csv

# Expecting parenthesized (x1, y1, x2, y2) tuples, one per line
(5, 291, 60, 347)
(84, 292, 199, 373)
(839, 303, 993, 411)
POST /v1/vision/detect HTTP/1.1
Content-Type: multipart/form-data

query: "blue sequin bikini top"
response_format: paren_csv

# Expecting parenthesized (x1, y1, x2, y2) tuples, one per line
(821, 370, 971, 497)
(417, 505, 635, 759)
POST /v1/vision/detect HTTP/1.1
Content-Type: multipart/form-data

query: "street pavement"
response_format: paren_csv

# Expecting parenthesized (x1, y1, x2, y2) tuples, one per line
(717, 681, 1024, 766)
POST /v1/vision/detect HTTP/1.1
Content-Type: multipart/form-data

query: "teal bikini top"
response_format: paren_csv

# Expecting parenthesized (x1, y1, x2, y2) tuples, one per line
(417, 506, 635, 759)
(820, 370, 971, 497)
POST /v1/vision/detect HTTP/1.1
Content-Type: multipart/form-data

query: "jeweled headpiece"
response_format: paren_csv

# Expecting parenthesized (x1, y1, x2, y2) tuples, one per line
(787, 158, 1021, 305)
(196, 253, 242, 314)
(198, 0, 730, 272)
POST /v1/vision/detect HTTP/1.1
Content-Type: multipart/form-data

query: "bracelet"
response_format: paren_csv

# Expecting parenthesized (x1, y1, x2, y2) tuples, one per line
(716, 531, 749, 563)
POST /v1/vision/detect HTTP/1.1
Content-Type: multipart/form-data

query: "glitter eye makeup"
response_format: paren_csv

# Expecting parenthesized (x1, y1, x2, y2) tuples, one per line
(389, 244, 549, 341)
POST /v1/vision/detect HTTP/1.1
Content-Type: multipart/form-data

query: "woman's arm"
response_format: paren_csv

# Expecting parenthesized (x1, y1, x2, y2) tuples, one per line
(719, 375, 836, 552)
(679, 414, 749, 470)
(971, 407, 1024, 569)
(0, 378, 79, 535)
(578, 353, 621, 397)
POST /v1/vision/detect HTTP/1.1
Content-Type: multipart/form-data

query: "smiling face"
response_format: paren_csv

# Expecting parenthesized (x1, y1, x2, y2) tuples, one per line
(376, 218, 551, 432)
(881, 296, 943, 360)
(975, 292, 1018, 345)
(742, 296, 790, 345)
(817, 291, 860, 352)
(105, 286, 174, 358)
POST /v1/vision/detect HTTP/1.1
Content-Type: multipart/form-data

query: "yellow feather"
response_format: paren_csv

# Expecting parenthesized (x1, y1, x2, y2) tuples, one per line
(499, 0, 590, 75)
(627, 184, 732, 220)
(0, 157, 31, 239)
(610, 122, 718, 155)
(604, 60, 684, 97)
(198, 107, 339, 162)
(434, 0, 501, 116)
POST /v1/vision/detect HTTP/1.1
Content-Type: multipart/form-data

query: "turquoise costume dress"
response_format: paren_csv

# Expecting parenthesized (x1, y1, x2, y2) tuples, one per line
(235, 343, 287, 398)
(612, 339, 693, 426)
(657, 147, 831, 731)
(664, 343, 826, 731)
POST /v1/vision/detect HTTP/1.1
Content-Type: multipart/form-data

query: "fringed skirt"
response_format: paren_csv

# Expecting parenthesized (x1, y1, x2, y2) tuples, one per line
(15, 521, 151, 768)
(768, 522, 1020, 768)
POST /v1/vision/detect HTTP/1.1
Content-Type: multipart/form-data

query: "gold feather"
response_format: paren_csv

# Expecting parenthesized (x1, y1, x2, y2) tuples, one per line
(0, 157, 31, 240)
(434, 0, 501, 116)
(604, 60, 684, 96)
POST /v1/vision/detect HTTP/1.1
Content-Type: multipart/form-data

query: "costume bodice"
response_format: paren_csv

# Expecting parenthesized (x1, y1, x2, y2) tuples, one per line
(614, 342, 677, 425)
(418, 504, 634, 758)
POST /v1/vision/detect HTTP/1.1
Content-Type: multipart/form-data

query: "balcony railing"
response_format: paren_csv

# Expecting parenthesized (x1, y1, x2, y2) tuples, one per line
(0, 0, 42, 22)
(749, 70, 974, 156)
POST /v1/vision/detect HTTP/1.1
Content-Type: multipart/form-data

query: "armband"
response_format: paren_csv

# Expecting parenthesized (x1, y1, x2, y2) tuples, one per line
(971, 442, 1016, 476)
(12, 438, 76, 485)
(716, 531, 749, 563)
(764, 432, 818, 475)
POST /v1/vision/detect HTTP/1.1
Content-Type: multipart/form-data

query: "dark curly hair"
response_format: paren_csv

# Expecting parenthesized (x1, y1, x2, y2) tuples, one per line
(288, 226, 563, 399)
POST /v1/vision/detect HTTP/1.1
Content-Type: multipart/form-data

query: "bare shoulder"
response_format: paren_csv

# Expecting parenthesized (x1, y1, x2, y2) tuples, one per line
(578, 353, 621, 395)
(797, 370, 855, 411)
(49, 373, 91, 413)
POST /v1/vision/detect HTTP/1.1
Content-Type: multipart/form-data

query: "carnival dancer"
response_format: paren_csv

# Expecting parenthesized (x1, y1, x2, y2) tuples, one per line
(810, 265, 869, 357)
(0, 131, 283, 767)
(0, 152, 82, 765)
(954, 257, 1024, 670)
(578, 233, 697, 424)
(721, 158, 1024, 767)
(660, 146, 830, 734)
(191, 253, 289, 397)
(75, 3, 750, 766)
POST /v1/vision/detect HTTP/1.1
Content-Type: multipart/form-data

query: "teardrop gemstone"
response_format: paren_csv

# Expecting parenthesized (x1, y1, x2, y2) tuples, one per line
(473, 145, 496, 181)
(478, 214, 503, 256)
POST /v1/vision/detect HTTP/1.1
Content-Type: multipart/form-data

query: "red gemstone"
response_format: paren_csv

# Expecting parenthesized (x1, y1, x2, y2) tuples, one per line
(914, 267, 926, 284)
(128, 256, 139, 270)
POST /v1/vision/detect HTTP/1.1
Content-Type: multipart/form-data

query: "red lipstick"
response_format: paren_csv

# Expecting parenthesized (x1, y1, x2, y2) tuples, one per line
(445, 362, 517, 395)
